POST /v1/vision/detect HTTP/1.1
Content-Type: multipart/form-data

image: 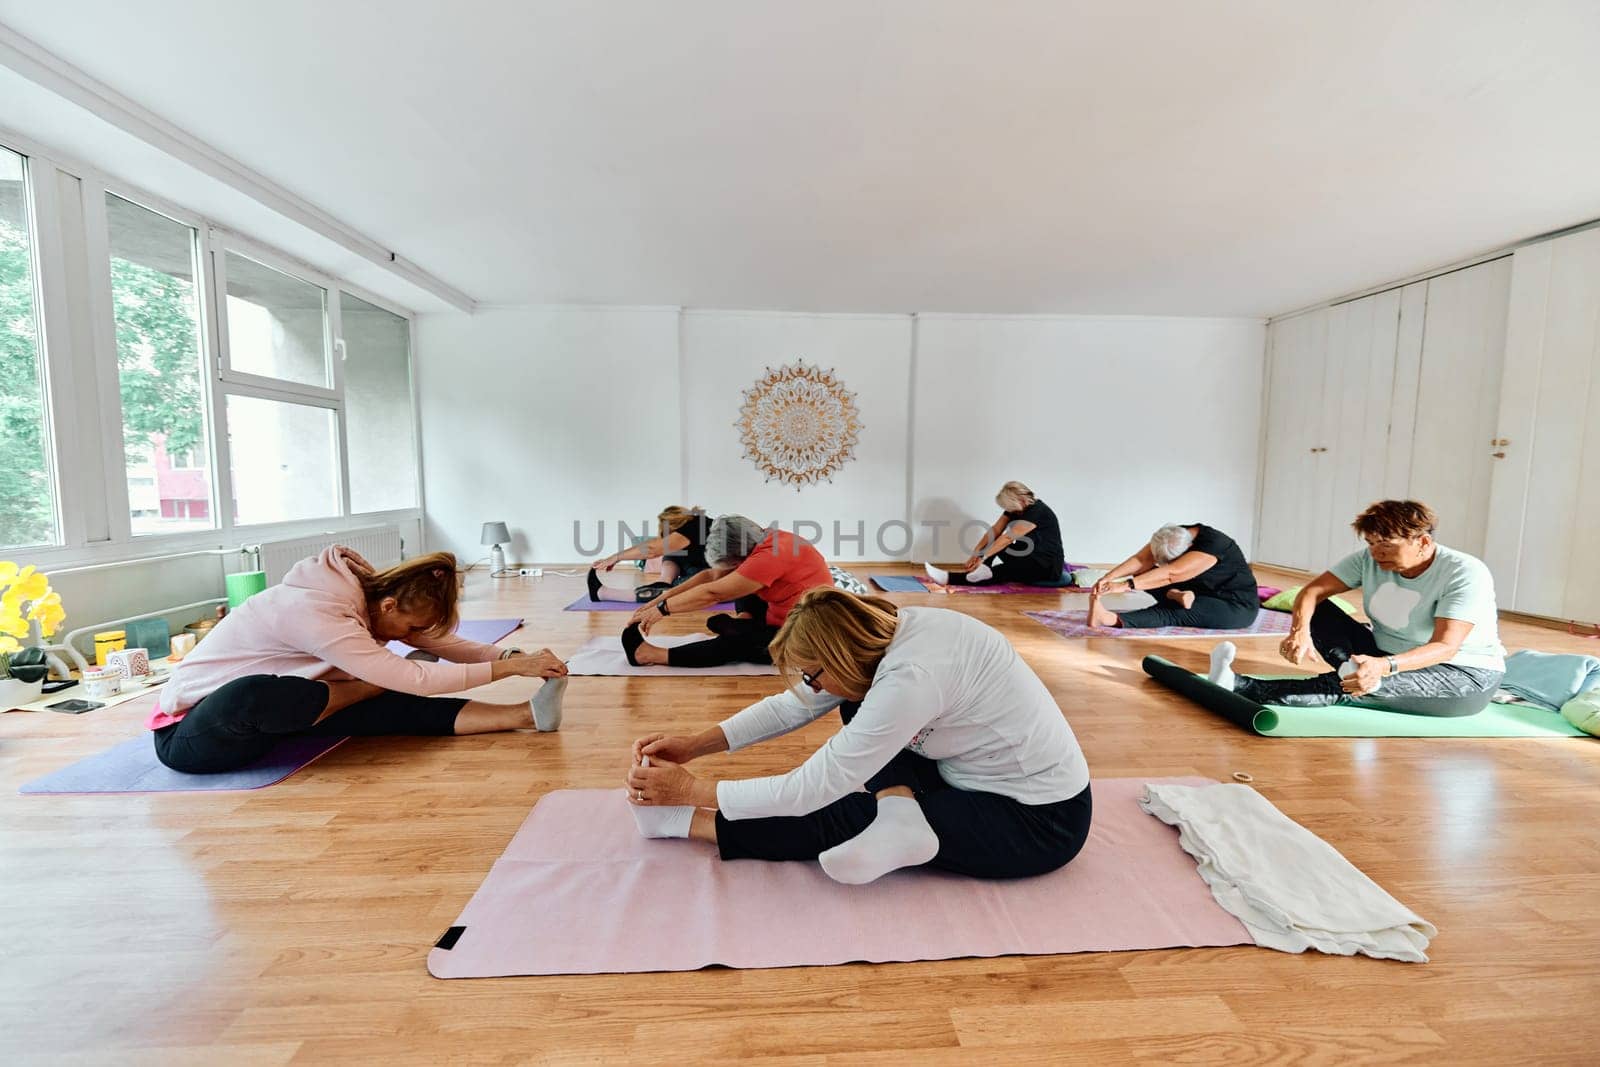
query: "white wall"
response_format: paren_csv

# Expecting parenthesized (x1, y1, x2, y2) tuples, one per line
(417, 307, 1264, 564)
(415, 307, 681, 564)
(681, 311, 913, 558)
(912, 316, 1266, 563)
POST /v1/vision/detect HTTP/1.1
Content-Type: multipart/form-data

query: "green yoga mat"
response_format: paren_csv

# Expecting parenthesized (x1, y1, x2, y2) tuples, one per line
(1142, 655, 1589, 738)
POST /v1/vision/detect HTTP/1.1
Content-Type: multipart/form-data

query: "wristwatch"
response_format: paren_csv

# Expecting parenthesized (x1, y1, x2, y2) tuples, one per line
(658, 600, 671, 616)
(1386, 656, 1399, 676)
(498, 648, 523, 660)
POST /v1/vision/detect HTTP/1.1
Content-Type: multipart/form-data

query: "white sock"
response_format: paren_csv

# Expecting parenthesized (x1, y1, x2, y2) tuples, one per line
(968, 562, 993, 582)
(923, 562, 950, 586)
(629, 755, 694, 838)
(1208, 642, 1237, 690)
(818, 795, 939, 885)
(530, 676, 567, 731)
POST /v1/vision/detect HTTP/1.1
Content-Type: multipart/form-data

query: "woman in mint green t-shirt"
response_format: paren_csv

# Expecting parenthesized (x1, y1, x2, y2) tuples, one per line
(1208, 500, 1505, 717)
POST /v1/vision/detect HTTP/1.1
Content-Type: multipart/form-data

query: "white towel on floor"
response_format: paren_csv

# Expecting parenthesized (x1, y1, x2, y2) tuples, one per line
(1139, 782, 1435, 963)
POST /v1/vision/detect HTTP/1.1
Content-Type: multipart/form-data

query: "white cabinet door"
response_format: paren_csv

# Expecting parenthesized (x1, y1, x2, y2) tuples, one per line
(1486, 229, 1600, 619)
(1406, 257, 1513, 557)
(1321, 290, 1406, 567)
(1257, 309, 1329, 570)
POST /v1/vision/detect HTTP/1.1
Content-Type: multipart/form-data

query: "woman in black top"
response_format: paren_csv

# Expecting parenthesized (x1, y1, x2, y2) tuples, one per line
(588, 506, 711, 603)
(924, 481, 1068, 587)
(1086, 523, 1259, 629)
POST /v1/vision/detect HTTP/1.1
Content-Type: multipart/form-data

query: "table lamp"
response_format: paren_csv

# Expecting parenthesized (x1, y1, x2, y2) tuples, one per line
(480, 521, 511, 576)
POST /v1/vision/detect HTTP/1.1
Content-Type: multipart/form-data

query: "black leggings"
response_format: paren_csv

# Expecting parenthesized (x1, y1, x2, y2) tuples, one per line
(1118, 588, 1259, 629)
(715, 703, 1093, 879)
(152, 675, 467, 773)
(667, 594, 779, 668)
(1236, 600, 1503, 717)
(946, 548, 1065, 587)
(632, 563, 710, 602)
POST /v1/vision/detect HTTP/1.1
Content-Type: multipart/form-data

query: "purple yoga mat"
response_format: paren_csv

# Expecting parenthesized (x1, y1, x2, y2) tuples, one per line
(387, 617, 523, 656)
(19, 735, 346, 795)
(1025, 607, 1293, 640)
(562, 597, 735, 613)
(427, 777, 1251, 977)
(921, 578, 1087, 594)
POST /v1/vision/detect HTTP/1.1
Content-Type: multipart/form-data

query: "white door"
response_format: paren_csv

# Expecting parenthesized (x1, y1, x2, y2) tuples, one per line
(1320, 290, 1406, 567)
(1484, 229, 1600, 619)
(1406, 257, 1513, 558)
(1257, 309, 1330, 570)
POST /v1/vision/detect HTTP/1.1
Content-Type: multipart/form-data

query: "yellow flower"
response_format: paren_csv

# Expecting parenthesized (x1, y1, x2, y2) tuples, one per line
(0, 614, 26, 638)
(12, 570, 48, 602)
(0, 635, 19, 653)
(28, 592, 65, 638)
(0, 561, 16, 582)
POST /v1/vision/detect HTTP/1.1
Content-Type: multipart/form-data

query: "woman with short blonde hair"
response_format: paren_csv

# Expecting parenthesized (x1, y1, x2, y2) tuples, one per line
(623, 588, 1092, 884)
(149, 547, 570, 773)
(924, 480, 1069, 587)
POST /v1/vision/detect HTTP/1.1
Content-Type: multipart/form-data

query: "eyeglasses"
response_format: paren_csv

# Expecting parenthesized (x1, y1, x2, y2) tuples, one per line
(801, 667, 826, 691)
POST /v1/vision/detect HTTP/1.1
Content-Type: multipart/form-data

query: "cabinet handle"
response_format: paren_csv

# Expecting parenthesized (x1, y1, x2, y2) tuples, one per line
(1490, 437, 1511, 447)
(1492, 451, 1506, 459)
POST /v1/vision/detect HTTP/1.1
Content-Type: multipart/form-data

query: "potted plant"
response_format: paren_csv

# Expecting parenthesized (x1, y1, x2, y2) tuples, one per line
(1, 562, 65, 706)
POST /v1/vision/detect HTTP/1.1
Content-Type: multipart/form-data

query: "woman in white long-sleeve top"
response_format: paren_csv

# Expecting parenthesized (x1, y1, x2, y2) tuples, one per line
(624, 589, 1092, 884)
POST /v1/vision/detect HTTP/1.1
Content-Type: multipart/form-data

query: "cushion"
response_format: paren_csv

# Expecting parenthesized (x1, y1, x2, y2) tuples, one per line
(1262, 586, 1358, 616)
(830, 566, 869, 595)
(1560, 689, 1600, 737)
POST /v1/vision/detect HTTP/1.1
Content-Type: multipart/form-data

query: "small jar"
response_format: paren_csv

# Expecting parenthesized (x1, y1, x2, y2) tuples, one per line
(94, 630, 127, 666)
(82, 668, 121, 700)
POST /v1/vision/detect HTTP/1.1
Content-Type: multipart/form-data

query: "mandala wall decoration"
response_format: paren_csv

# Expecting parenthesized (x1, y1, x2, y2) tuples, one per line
(735, 361, 862, 489)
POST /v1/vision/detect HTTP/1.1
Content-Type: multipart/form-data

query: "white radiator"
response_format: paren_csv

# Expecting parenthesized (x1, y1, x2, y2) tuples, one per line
(255, 525, 404, 586)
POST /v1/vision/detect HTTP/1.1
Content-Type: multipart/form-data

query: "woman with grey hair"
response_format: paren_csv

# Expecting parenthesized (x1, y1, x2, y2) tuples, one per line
(1085, 523, 1259, 629)
(621, 515, 833, 668)
(924, 480, 1067, 587)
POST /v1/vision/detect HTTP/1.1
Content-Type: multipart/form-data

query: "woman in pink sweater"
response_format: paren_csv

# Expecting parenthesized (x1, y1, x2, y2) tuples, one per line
(150, 547, 567, 773)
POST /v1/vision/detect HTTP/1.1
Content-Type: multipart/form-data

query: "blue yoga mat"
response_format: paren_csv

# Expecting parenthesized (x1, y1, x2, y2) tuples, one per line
(871, 575, 927, 592)
(19, 735, 347, 794)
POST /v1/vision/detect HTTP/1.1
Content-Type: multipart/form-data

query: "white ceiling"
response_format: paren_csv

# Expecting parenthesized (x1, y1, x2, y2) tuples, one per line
(2, 0, 1599, 317)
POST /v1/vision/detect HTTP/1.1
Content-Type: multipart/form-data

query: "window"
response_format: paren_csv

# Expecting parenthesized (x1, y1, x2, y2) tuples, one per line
(0, 147, 58, 549)
(341, 291, 419, 512)
(106, 193, 215, 535)
(225, 394, 340, 525)
(223, 251, 330, 389)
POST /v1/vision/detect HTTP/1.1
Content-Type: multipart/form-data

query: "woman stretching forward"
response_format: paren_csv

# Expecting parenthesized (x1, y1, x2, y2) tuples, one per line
(149, 548, 569, 773)
(624, 589, 1092, 884)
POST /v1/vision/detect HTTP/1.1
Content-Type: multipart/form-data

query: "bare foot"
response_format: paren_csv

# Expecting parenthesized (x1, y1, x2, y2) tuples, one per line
(633, 641, 670, 667)
(1086, 592, 1121, 628)
(1165, 589, 1196, 609)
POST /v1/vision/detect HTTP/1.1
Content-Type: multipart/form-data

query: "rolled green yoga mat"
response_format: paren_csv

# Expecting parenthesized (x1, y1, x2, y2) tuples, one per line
(226, 570, 267, 608)
(1141, 655, 1589, 738)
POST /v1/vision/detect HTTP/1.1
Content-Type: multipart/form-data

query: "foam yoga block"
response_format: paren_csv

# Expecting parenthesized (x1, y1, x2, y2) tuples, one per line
(1142, 656, 1590, 738)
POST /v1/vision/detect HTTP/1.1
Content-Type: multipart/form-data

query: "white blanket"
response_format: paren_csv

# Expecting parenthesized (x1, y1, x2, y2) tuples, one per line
(564, 634, 779, 677)
(1139, 782, 1435, 962)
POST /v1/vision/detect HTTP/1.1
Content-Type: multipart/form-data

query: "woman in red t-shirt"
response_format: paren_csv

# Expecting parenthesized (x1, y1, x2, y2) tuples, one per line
(622, 515, 833, 668)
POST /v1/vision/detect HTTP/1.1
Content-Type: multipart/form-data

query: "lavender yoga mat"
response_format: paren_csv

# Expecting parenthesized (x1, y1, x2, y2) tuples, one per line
(19, 735, 346, 795)
(1026, 608, 1294, 641)
(387, 617, 523, 656)
(562, 596, 734, 613)
(427, 777, 1251, 977)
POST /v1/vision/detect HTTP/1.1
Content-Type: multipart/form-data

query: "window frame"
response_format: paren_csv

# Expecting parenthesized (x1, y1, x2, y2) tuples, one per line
(0, 124, 426, 569)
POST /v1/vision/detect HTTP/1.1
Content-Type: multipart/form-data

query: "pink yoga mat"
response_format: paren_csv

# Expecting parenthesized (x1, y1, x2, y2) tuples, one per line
(428, 777, 1251, 977)
(1025, 608, 1293, 640)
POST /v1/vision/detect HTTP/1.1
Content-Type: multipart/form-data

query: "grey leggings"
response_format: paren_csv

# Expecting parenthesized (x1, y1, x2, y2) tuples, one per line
(1236, 600, 1502, 717)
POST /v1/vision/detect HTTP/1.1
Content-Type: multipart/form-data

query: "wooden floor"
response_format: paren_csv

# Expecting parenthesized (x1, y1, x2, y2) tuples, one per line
(3, 563, 1597, 1065)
